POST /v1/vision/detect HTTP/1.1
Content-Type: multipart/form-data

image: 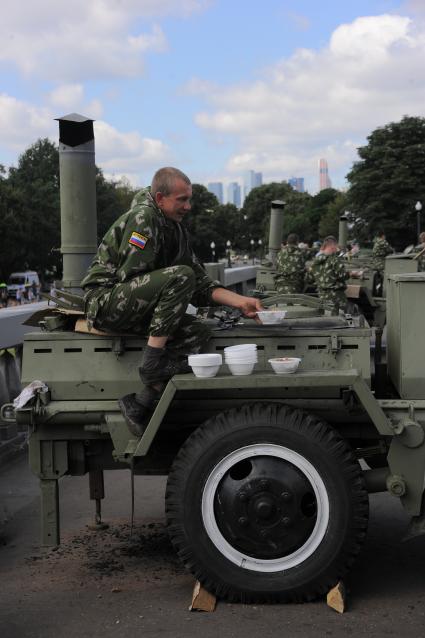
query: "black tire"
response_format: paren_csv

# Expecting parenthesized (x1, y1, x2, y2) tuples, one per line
(166, 403, 369, 603)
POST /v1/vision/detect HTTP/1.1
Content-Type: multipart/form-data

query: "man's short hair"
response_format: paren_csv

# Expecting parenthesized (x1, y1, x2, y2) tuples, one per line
(322, 235, 337, 248)
(287, 233, 298, 245)
(151, 167, 191, 197)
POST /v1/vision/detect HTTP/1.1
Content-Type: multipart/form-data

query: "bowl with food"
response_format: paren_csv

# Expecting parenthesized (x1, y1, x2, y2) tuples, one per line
(268, 357, 301, 374)
(257, 310, 287, 325)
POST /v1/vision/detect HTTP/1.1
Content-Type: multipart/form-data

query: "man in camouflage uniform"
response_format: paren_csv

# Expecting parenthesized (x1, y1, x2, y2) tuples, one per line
(310, 236, 349, 314)
(81, 167, 263, 436)
(415, 232, 425, 272)
(372, 231, 393, 274)
(274, 233, 306, 294)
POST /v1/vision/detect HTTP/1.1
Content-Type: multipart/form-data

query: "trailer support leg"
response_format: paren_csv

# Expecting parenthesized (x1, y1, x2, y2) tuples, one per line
(40, 478, 60, 546)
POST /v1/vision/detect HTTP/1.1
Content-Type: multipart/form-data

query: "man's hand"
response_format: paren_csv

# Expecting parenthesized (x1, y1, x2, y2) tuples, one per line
(237, 296, 264, 319)
(211, 287, 264, 321)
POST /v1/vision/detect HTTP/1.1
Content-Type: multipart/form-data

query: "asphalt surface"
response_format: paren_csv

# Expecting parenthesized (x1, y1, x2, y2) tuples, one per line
(1, 454, 425, 638)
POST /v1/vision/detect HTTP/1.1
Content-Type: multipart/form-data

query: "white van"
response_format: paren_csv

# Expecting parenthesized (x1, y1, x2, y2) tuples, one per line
(7, 271, 40, 299)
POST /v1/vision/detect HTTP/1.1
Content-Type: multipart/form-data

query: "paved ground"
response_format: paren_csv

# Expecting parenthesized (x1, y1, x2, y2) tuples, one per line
(1, 454, 425, 638)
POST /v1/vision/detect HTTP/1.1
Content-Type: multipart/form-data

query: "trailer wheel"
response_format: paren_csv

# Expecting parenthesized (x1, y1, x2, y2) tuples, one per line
(166, 403, 368, 603)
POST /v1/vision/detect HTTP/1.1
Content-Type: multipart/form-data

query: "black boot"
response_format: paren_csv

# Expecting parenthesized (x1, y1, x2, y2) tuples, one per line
(118, 385, 160, 437)
(139, 345, 190, 385)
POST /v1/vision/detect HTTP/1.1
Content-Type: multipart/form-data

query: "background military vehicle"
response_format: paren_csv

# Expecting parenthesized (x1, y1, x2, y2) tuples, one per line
(256, 214, 421, 327)
(3, 115, 425, 605)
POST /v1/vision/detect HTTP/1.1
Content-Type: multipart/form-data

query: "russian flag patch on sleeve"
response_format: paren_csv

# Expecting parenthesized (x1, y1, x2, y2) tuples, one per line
(129, 231, 148, 249)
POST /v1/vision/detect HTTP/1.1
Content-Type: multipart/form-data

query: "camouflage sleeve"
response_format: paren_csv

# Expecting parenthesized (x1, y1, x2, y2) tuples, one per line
(81, 213, 128, 288)
(189, 253, 223, 307)
(338, 257, 350, 281)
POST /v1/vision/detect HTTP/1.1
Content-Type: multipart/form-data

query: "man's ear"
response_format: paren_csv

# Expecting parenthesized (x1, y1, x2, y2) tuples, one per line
(155, 191, 164, 207)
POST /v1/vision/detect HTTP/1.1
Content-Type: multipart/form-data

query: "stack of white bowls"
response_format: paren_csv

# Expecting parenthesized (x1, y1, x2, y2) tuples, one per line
(224, 343, 258, 376)
(188, 353, 222, 377)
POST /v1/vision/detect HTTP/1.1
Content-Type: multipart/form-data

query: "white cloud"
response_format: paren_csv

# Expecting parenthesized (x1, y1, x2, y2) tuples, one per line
(0, 94, 54, 150)
(94, 120, 172, 176)
(0, 92, 171, 183)
(191, 14, 425, 191)
(47, 84, 85, 109)
(46, 84, 104, 119)
(0, 0, 209, 82)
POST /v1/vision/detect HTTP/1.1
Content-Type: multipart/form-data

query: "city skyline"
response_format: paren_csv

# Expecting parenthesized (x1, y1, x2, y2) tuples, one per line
(1, 2, 425, 194)
(319, 159, 332, 191)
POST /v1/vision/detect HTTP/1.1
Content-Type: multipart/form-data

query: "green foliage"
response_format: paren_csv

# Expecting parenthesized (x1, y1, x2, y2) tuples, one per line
(319, 192, 348, 238)
(184, 184, 242, 261)
(0, 139, 138, 282)
(96, 172, 136, 240)
(347, 116, 425, 248)
(7, 139, 62, 281)
(240, 183, 341, 247)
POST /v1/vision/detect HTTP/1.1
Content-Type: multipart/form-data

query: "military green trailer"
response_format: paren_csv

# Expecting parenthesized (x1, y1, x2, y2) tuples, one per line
(4, 114, 425, 605)
(4, 273, 425, 604)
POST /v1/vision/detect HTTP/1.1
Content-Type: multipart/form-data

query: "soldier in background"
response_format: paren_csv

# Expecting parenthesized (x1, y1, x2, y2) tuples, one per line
(310, 235, 349, 314)
(415, 231, 425, 271)
(372, 231, 393, 275)
(274, 233, 306, 294)
(0, 282, 7, 308)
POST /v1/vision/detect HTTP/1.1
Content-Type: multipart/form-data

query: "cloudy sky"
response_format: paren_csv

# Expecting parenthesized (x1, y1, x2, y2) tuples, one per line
(1, 0, 425, 194)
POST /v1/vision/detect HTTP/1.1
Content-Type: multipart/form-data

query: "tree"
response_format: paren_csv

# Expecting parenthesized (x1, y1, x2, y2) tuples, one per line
(184, 184, 221, 262)
(7, 139, 62, 280)
(96, 172, 136, 240)
(318, 192, 349, 238)
(241, 183, 315, 249)
(347, 116, 425, 248)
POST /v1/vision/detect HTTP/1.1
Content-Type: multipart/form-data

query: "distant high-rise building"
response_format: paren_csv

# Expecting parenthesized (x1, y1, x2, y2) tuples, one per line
(243, 170, 263, 199)
(319, 159, 332, 191)
(227, 182, 241, 208)
(288, 177, 305, 193)
(207, 182, 223, 204)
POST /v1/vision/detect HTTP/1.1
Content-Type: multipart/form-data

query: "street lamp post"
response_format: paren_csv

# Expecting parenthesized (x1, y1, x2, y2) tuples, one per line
(226, 240, 232, 268)
(416, 201, 422, 244)
(258, 238, 263, 261)
(250, 239, 255, 265)
(210, 241, 216, 262)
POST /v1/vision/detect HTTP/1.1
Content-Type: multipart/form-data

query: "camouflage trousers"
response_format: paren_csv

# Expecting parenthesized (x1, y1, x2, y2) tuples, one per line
(275, 278, 304, 294)
(85, 265, 211, 356)
(317, 288, 347, 315)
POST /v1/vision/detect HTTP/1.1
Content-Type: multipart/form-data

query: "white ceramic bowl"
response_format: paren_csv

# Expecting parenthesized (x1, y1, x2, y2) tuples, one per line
(188, 353, 222, 378)
(227, 361, 256, 376)
(268, 357, 301, 374)
(257, 310, 287, 325)
(225, 355, 258, 363)
(225, 350, 258, 359)
(190, 364, 221, 378)
(224, 343, 257, 351)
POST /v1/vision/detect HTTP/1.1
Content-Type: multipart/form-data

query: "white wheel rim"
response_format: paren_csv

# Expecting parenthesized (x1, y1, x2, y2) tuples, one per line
(201, 443, 330, 573)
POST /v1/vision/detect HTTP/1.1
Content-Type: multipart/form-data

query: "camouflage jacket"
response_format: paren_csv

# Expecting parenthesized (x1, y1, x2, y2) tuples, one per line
(275, 246, 306, 283)
(81, 187, 220, 307)
(372, 237, 393, 269)
(310, 252, 349, 291)
(416, 244, 425, 272)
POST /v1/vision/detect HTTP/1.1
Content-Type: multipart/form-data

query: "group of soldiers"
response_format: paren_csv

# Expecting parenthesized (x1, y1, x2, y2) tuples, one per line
(274, 234, 350, 314)
(273, 230, 419, 314)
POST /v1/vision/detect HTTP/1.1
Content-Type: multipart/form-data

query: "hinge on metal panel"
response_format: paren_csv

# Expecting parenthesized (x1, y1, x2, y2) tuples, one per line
(112, 337, 125, 358)
(330, 334, 341, 353)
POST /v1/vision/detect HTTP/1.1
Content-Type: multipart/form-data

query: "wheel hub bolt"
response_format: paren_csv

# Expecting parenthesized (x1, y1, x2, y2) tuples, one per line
(238, 517, 249, 527)
(281, 491, 292, 501)
(239, 492, 248, 502)
(282, 517, 292, 527)
(260, 480, 270, 490)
